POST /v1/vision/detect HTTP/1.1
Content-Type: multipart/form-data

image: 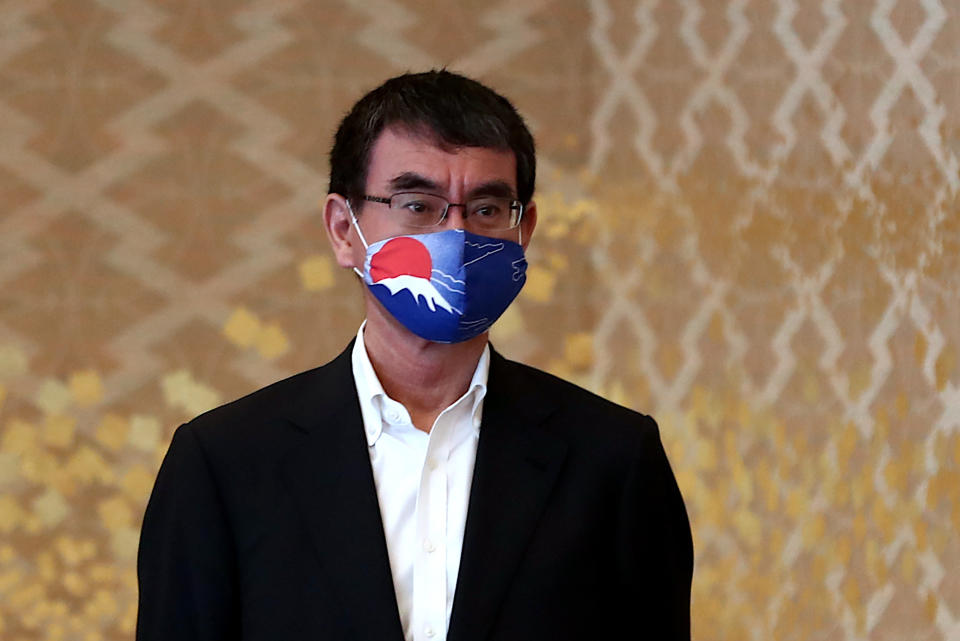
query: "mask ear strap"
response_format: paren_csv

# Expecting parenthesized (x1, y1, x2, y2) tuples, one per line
(347, 200, 370, 249)
(347, 200, 368, 279)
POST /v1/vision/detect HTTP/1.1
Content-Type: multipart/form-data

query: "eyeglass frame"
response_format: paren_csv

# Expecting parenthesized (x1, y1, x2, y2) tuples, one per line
(357, 192, 525, 231)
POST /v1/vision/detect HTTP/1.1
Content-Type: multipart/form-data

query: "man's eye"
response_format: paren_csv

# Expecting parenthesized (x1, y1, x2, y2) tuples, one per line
(470, 201, 504, 217)
(402, 200, 434, 214)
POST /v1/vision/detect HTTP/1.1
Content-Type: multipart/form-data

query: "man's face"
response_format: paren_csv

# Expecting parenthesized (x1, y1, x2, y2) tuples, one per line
(323, 124, 537, 342)
(346, 126, 535, 269)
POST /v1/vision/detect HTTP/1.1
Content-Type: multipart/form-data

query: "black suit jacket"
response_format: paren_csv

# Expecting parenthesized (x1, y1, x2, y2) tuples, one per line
(137, 344, 693, 640)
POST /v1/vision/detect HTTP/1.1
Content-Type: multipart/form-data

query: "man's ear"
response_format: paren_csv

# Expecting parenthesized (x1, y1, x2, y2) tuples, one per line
(323, 194, 361, 269)
(520, 200, 537, 250)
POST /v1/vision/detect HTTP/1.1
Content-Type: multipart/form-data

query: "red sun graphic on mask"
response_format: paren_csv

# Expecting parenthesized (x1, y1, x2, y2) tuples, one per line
(369, 237, 433, 282)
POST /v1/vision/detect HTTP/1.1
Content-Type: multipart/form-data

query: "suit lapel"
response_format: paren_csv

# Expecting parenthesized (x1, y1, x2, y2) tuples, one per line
(447, 351, 568, 641)
(279, 344, 405, 641)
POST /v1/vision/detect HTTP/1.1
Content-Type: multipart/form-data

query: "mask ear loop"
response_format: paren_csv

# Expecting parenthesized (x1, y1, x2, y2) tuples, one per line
(347, 200, 369, 279)
(517, 204, 524, 246)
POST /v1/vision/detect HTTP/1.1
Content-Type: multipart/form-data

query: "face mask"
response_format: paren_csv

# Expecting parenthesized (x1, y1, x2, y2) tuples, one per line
(350, 209, 527, 343)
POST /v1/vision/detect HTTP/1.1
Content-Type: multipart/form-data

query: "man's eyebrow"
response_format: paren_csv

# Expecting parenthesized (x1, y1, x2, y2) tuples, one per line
(387, 174, 517, 200)
(388, 172, 440, 193)
(466, 180, 516, 200)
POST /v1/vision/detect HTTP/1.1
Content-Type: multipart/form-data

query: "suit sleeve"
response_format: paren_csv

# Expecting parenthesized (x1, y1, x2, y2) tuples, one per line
(136, 423, 240, 641)
(617, 417, 694, 640)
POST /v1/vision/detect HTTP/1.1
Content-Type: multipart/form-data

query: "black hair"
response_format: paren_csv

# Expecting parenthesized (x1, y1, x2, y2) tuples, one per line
(328, 70, 536, 205)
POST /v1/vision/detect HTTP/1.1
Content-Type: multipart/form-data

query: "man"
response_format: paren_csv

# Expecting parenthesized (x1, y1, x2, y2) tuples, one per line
(137, 70, 693, 641)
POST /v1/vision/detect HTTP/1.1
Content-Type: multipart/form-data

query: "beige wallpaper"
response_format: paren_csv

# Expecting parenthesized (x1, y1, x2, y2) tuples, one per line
(1, 1, 958, 639)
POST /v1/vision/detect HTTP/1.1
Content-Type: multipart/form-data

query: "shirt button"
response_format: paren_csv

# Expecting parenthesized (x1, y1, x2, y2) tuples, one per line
(386, 409, 400, 422)
(422, 539, 436, 553)
(424, 625, 435, 638)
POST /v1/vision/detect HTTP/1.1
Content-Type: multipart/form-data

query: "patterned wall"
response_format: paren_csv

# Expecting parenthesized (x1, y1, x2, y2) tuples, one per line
(0, 1, 957, 639)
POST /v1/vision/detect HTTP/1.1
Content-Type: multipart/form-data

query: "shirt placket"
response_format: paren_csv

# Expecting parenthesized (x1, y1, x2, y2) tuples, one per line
(413, 416, 451, 641)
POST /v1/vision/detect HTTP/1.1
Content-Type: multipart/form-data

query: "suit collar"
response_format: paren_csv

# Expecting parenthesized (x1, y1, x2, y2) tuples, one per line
(448, 350, 568, 641)
(280, 339, 359, 434)
(279, 341, 406, 641)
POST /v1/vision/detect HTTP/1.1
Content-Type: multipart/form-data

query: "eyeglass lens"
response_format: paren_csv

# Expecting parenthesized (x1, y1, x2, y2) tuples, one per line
(389, 193, 521, 230)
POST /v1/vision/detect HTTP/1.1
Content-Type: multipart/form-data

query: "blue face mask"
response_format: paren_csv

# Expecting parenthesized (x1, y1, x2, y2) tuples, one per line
(350, 212, 527, 343)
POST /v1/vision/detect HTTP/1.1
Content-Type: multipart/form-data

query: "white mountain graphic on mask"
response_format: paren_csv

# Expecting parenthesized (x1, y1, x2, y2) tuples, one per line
(364, 236, 464, 315)
(373, 274, 460, 315)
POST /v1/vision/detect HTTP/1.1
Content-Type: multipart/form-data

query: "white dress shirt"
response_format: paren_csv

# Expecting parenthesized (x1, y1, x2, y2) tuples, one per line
(351, 324, 488, 641)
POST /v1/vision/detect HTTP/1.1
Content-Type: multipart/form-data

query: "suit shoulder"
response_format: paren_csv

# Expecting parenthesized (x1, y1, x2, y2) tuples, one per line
(183, 345, 354, 451)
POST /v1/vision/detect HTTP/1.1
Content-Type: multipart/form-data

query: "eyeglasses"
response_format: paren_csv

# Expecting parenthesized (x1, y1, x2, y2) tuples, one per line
(361, 192, 524, 232)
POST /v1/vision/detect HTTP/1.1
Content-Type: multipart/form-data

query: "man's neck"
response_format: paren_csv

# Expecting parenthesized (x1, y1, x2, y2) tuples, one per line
(362, 305, 487, 432)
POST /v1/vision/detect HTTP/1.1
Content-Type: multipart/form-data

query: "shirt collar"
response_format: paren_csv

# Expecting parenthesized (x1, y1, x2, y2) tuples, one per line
(351, 322, 490, 447)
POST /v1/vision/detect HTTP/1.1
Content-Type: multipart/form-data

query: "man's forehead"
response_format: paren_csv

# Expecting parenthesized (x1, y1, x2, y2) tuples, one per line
(367, 126, 518, 189)
(386, 171, 516, 199)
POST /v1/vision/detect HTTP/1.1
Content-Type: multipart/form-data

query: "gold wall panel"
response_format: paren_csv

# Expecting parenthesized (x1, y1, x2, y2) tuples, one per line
(0, 1, 957, 639)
